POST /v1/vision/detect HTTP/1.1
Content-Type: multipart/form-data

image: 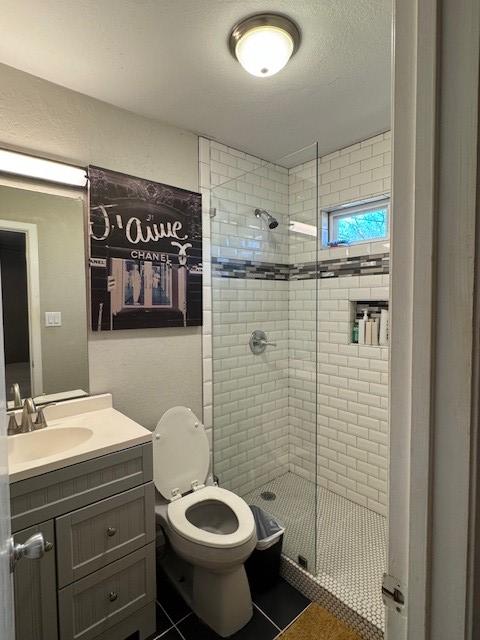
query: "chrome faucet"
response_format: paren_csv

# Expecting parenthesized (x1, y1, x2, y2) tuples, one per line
(21, 398, 37, 432)
(7, 398, 55, 435)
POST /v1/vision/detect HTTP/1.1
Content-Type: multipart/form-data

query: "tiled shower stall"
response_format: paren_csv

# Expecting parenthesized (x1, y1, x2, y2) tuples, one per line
(199, 132, 391, 639)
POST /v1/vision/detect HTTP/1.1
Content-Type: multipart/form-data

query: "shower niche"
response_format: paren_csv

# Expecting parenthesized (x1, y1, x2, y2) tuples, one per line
(350, 300, 389, 346)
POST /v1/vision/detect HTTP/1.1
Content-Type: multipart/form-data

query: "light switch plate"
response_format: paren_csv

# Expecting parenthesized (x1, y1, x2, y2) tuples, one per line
(45, 311, 62, 327)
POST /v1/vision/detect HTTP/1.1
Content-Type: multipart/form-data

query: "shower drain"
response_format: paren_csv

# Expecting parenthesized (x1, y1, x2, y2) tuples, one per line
(260, 491, 276, 501)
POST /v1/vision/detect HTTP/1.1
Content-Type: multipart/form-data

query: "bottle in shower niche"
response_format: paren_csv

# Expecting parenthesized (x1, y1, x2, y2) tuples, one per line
(365, 320, 373, 345)
(352, 321, 359, 344)
(358, 308, 368, 345)
(380, 309, 389, 345)
(372, 318, 379, 345)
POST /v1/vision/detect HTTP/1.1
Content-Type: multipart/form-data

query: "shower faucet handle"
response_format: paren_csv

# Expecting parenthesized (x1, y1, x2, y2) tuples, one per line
(249, 330, 277, 355)
(259, 338, 277, 347)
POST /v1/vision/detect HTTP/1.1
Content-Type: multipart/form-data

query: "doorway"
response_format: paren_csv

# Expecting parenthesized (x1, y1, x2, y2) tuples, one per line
(0, 219, 42, 403)
(0, 230, 30, 397)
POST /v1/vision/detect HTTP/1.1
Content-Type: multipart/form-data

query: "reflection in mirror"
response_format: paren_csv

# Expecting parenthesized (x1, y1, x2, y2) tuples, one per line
(0, 185, 89, 407)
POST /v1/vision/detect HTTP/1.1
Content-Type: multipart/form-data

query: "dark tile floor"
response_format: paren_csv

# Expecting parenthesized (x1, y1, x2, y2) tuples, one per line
(146, 570, 311, 640)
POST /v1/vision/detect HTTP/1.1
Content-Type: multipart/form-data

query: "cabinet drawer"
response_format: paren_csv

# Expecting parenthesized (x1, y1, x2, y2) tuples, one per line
(56, 482, 155, 587)
(10, 444, 153, 533)
(58, 543, 155, 640)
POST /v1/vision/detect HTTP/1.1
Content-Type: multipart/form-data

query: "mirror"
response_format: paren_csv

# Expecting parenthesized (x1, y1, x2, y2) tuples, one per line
(0, 184, 89, 408)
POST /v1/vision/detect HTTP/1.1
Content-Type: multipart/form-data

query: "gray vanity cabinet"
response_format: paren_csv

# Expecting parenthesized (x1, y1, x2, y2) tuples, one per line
(10, 443, 156, 640)
(13, 520, 58, 640)
(58, 544, 155, 640)
(56, 483, 155, 586)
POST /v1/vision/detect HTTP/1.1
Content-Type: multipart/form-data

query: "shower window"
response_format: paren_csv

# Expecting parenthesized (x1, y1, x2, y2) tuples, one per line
(327, 197, 390, 245)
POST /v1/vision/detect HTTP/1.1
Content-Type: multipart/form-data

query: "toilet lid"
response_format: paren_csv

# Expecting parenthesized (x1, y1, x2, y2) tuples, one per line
(153, 406, 209, 500)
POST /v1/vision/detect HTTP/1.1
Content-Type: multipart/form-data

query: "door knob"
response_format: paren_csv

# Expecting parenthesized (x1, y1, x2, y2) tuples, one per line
(9, 532, 52, 573)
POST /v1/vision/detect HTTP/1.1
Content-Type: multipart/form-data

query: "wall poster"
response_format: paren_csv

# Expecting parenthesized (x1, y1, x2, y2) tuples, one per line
(89, 166, 202, 330)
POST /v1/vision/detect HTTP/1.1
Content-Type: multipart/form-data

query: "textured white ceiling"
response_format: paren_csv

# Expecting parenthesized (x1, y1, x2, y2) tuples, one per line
(0, 0, 391, 166)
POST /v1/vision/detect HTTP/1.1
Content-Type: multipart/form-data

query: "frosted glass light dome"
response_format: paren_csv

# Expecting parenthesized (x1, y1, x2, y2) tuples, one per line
(229, 13, 301, 79)
(235, 26, 294, 77)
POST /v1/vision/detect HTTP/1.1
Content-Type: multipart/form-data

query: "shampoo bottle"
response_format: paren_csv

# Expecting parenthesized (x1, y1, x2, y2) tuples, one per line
(372, 318, 379, 345)
(380, 309, 389, 345)
(358, 308, 368, 345)
(352, 321, 359, 344)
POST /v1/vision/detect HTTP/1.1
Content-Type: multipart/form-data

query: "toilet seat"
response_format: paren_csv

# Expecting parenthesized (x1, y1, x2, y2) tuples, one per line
(168, 486, 255, 549)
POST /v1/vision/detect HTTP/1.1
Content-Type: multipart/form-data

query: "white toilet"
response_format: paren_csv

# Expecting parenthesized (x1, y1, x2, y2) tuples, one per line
(153, 406, 257, 637)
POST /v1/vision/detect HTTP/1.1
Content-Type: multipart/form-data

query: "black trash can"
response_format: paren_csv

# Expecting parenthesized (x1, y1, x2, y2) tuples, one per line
(245, 505, 285, 592)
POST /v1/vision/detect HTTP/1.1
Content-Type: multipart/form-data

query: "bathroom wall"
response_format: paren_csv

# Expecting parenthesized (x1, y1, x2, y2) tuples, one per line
(0, 63, 202, 429)
(288, 133, 391, 515)
(202, 140, 290, 496)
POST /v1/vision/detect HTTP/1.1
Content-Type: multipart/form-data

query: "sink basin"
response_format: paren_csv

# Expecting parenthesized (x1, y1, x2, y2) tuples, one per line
(8, 426, 94, 465)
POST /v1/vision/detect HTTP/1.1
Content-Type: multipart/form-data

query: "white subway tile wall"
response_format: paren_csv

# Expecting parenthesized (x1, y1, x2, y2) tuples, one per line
(212, 277, 290, 495)
(201, 132, 391, 516)
(288, 134, 391, 516)
(199, 137, 213, 450)
(289, 276, 390, 516)
(208, 141, 291, 494)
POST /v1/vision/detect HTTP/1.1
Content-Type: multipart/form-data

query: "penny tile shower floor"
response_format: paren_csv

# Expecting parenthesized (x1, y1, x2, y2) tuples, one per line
(244, 473, 387, 632)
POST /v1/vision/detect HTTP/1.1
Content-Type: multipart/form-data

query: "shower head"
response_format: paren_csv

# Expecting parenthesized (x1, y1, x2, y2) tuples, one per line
(254, 208, 279, 230)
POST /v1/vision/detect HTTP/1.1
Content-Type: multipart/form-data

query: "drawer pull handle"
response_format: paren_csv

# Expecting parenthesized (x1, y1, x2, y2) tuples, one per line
(106, 527, 117, 537)
(108, 591, 118, 602)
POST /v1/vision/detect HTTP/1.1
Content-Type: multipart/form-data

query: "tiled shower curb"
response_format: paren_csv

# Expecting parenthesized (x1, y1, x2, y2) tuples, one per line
(280, 555, 384, 640)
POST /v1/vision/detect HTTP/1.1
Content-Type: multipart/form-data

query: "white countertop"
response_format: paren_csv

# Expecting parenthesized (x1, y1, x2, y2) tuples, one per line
(8, 394, 153, 483)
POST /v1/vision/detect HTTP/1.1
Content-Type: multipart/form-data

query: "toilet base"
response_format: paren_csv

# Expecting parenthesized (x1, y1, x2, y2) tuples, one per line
(193, 564, 253, 637)
(159, 550, 253, 638)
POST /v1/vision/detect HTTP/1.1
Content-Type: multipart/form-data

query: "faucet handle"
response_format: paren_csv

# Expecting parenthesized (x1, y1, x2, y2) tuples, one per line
(34, 402, 56, 429)
(35, 408, 47, 427)
(7, 414, 20, 436)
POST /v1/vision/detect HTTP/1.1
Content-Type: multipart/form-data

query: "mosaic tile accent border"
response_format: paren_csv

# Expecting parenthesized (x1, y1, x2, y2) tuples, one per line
(291, 253, 390, 280)
(211, 257, 290, 280)
(212, 253, 389, 280)
(280, 556, 384, 640)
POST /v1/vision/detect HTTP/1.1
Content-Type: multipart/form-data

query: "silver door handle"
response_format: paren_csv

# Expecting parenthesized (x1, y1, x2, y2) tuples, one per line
(9, 532, 53, 573)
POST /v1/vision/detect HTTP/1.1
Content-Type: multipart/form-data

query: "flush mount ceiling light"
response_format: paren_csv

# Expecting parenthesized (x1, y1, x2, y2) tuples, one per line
(229, 13, 301, 78)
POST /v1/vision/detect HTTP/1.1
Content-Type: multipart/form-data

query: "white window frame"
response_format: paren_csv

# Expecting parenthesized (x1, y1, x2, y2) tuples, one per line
(326, 196, 390, 246)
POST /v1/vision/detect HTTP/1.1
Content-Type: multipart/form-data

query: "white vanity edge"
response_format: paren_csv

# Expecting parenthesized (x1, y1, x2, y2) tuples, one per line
(8, 393, 153, 483)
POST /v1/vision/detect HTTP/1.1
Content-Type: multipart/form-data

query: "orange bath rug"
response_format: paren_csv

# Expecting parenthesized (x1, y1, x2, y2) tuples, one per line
(277, 603, 362, 640)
